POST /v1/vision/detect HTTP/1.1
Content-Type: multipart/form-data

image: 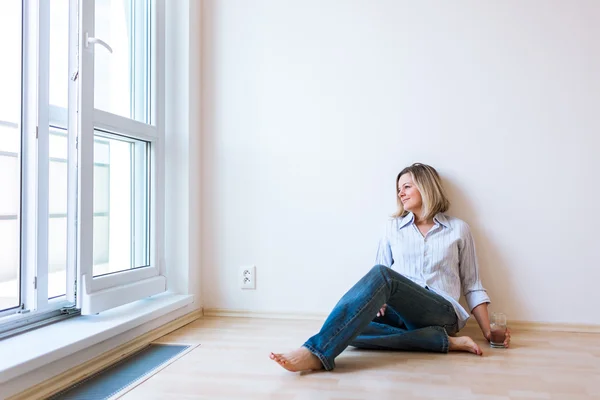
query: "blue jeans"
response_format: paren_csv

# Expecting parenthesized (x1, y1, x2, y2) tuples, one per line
(303, 265, 459, 371)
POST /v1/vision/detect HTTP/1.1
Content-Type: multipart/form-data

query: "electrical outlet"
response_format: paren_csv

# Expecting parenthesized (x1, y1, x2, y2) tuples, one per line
(240, 265, 256, 289)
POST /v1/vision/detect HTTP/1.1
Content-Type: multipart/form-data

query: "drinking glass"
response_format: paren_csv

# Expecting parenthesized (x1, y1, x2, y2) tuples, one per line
(490, 312, 507, 348)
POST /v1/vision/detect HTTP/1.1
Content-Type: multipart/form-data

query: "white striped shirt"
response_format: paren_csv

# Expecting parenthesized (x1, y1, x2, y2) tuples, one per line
(375, 212, 490, 329)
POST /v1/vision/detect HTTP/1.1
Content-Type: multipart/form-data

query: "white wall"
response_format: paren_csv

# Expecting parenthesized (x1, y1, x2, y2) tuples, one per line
(165, 0, 202, 299)
(201, 0, 600, 325)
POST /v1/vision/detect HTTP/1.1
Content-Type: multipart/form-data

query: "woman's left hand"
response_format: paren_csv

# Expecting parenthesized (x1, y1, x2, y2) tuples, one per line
(484, 328, 511, 348)
(503, 327, 511, 348)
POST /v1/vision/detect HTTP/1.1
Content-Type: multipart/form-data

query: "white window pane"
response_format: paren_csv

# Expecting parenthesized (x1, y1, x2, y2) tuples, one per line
(49, 130, 68, 160)
(0, 220, 20, 311)
(49, 0, 69, 110)
(49, 161, 68, 215)
(0, 124, 21, 154)
(48, 217, 67, 298)
(94, 0, 151, 123)
(94, 165, 110, 213)
(93, 215, 110, 267)
(48, 127, 69, 299)
(93, 134, 149, 277)
(0, 0, 21, 311)
(94, 140, 110, 164)
(0, 155, 20, 216)
(0, 0, 22, 124)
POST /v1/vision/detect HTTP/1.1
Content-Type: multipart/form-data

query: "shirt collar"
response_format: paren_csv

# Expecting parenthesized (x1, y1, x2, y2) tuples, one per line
(397, 213, 415, 229)
(433, 213, 450, 228)
(397, 212, 450, 229)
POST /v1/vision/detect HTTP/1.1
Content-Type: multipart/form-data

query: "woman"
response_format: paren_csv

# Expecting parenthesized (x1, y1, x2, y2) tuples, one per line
(270, 163, 511, 372)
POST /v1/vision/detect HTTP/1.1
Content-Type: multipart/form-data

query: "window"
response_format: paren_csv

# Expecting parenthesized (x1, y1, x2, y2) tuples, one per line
(0, 0, 165, 337)
(92, 133, 150, 277)
(49, 0, 71, 300)
(78, 0, 164, 315)
(48, 128, 69, 299)
(0, 0, 23, 316)
(94, 0, 152, 123)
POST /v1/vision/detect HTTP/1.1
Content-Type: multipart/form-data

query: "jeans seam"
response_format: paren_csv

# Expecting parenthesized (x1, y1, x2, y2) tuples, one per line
(322, 283, 387, 352)
(441, 327, 449, 353)
(302, 343, 333, 371)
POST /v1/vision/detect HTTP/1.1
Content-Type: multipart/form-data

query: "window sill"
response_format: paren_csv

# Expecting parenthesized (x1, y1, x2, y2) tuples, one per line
(0, 292, 194, 384)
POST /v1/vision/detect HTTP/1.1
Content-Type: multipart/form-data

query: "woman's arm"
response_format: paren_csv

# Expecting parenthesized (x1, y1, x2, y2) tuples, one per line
(457, 223, 510, 346)
(472, 302, 491, 339)
(375, 222, 393, 268)
(457, 223, 491, 326)
(472, 302, 511, 347)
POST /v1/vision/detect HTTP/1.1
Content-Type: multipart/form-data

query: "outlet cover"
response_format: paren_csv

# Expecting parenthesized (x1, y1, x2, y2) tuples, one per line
(240, 265, 256, 289)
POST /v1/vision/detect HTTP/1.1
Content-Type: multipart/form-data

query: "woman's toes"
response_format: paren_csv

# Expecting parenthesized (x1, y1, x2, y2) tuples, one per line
(271, 353, 288, 365)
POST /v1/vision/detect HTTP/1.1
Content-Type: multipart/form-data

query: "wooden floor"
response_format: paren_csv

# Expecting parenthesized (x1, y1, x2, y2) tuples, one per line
(121, 316, 600, 400)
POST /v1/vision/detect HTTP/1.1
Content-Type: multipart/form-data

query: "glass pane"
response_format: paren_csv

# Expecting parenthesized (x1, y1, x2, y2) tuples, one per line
(49, 130, 68, 160)
(0, 0, 22, 311)
(0, 124, 21, 154)
(94, 140, 111, 164)
(93, 215, 110, 273)
(48, 1, 70, 299)
(0, 1, 22, 124)
(0, 220, 20, 311)
(49, 129, 68, 298)
(0, 156, 20, 216)
(50, 0, 69, 110)
(49, 144, 68, 215)
(94, 164, 110, 213)
(93, 134, 149, 276)
(49, 160, 68, 216)
(48, 217, 67, 298)
(94, 0, 151, 123)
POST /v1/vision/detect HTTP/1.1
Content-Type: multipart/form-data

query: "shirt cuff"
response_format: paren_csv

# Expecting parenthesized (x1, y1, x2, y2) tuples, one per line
(465, 290, 490, 312)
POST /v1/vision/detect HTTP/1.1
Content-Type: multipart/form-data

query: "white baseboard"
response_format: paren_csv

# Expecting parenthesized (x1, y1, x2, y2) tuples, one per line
(464, 318, 600, 333)
(204, 308, 600, 334)
(203, 308, 327, 321)
(8, 309, 203, 400)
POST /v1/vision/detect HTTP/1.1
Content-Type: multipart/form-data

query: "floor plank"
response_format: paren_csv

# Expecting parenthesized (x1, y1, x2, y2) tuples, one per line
(121, 317, 600, 400)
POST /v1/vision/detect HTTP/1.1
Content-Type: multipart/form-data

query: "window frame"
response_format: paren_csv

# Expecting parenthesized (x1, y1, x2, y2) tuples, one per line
(0, 0, 78, 337)
(76, 0, 166, 315)
(0, 0, 26, 320)
(24, 0, 76, 314)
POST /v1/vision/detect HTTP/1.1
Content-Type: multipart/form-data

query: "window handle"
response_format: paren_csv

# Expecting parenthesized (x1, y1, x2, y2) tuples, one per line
(85, 32, 113, 54)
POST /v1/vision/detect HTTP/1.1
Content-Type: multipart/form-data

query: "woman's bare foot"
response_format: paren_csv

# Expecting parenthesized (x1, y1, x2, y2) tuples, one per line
(448, 336, 483, 356)
(270, 347, 323, 372)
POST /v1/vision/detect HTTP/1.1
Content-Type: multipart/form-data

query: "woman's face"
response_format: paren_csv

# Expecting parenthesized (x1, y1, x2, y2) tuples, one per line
(398, 173, 422, 213)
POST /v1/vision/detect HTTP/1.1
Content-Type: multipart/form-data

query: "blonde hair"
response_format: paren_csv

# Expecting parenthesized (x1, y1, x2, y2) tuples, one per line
(392, 163, 450, 220)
